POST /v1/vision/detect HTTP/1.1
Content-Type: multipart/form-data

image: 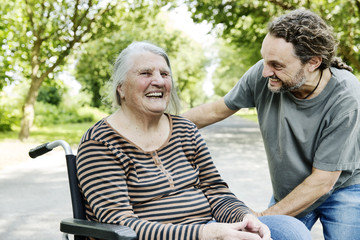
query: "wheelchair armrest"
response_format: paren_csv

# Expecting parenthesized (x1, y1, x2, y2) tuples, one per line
(60, 218, 137, 240)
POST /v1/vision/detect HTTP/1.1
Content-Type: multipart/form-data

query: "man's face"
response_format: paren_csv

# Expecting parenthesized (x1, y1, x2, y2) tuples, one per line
(260, 34, 307, 93)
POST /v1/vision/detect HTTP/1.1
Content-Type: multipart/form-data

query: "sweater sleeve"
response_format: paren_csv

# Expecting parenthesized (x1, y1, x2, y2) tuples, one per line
(76, 139, 204, 240)
(191, 126, 252, 222)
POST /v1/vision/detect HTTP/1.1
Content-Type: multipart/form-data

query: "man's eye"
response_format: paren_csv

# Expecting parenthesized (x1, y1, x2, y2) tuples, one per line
(273, 64, 283, 70)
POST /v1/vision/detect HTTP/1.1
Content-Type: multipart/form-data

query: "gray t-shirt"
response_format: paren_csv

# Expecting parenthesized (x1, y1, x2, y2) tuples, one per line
(224, 59, 360, 217)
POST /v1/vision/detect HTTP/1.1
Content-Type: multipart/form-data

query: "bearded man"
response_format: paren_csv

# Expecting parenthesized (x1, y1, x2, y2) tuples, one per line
(183, 9, 360, 240)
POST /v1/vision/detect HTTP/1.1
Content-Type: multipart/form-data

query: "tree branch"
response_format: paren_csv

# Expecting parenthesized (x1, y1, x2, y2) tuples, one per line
(265, 0, 296, 10)
(24, 0, 35, 34)
(77, 2, 113, 43)
(355, 0, 360, 14)
(72, 0, 92, 34)
(71, 0, 80, 29)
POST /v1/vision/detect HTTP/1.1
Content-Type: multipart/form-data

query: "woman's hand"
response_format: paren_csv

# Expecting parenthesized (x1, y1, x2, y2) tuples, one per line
(201, 217, 271, 240)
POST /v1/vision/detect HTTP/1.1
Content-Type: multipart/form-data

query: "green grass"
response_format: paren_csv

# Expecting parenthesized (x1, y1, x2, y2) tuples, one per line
(236, 108, 258, 122)
(0, 122, 94, 146)
(238, 114, 258, 122)
(0, 108, 258, 147)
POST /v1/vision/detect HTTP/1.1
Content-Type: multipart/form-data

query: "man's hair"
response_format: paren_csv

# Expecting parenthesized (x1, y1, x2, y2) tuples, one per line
(268, 9, 352, 72)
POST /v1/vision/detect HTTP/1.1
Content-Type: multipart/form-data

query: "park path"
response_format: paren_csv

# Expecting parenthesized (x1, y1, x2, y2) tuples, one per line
(0, 116, 323, 239)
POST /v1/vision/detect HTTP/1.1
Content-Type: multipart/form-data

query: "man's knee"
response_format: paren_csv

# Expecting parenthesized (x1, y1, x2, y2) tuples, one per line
(259, 215, 311, 240)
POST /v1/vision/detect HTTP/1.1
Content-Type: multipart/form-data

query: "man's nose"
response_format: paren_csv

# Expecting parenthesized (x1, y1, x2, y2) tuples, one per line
(262, 64, 274, 78)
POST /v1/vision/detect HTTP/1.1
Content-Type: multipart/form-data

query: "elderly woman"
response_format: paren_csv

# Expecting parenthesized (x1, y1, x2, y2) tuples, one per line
(76, 41, 310, 240)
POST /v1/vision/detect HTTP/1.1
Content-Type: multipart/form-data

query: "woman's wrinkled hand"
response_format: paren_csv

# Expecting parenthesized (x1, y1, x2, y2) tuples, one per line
(242, 214, 271, 239)
(201, 216, 271, 240)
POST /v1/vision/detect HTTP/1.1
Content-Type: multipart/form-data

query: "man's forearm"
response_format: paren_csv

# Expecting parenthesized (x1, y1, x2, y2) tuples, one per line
(261, 168, 341, 217)
(182, 103, 215, 129)
(262, 180, 324, 217)
(182, 97, 237, 129)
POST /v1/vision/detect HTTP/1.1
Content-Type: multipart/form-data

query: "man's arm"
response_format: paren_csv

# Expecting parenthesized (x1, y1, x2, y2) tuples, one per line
(258, 167, 341, 217)
(182, 97, 238, 129)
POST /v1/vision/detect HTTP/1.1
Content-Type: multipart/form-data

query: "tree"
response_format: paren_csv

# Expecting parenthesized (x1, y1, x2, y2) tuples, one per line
(75, 12, 208, 111)
(1, 0, 170, 140)
(0, 2, 14, 91)
(210, 40, 252, 97)
(183, 0, 360, 85)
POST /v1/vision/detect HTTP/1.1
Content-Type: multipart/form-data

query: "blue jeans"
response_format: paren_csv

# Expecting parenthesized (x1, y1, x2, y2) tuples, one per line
(269, 184, 360, 240)
(259, 215, 311, 240)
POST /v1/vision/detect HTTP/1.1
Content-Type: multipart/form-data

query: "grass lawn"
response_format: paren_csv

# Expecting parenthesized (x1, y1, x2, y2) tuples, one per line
(236, 108, 258, 122)
(0, 122, 94, 146)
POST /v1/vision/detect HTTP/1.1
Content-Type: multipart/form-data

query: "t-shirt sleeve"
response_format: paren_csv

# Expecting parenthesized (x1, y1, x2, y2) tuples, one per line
(314, 109, 360, 171)
(224, 60, 265, 110)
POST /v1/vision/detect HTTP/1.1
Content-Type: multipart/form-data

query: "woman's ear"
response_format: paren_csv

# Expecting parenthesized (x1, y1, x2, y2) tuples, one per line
(308, 56, 322, 72)
(117, 84, 124, 99)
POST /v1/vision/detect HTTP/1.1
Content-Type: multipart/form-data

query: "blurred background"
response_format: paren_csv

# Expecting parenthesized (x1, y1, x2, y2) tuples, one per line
(0, 1, 358, 238)
(1, 0, 359, 145)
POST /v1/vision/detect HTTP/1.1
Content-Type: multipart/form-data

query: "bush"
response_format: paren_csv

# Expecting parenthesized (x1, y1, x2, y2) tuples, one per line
(0, 101, 21, 132)
(34, 102, 107, 127)
(37, 85, 63, 106)
(0, 109, 15, 131)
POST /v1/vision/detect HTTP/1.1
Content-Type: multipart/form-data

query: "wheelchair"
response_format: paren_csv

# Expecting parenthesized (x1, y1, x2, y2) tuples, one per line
(29, 140, 137, 240)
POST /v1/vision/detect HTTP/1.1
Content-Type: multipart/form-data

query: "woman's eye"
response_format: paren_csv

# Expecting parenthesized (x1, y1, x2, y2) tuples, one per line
(141, 72, 151, 76)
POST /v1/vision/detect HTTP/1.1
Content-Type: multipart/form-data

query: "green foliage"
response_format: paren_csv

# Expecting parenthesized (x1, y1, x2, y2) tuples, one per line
(37, 86, 62, 105)
(320, 0, 360, 73)
(211, 39, 259, 96)
(0, 0, 175, 88)
(0, 0, 23, 89)
(33, 102, 106, 127)
(74, 12, 209, 110)
(0, 105, 18, 132)
(0, 82, 28, 132)
(183, 0, 360, 80)
(1, 0, 175, 139)
(184, 0, 281, 64)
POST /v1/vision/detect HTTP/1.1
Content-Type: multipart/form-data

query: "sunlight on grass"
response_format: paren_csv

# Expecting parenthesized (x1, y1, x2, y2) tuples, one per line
(0, 109, 258, 146)
(0, 122, 94, 146)
(236, 108, 258, 122)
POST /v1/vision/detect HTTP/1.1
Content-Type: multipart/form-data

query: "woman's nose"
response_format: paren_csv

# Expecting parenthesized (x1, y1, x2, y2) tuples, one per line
(151, 72, 165, 85)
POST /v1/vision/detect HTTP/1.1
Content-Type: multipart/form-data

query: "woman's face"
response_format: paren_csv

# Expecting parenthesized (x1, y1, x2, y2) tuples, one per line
(118, 51, 172, 116)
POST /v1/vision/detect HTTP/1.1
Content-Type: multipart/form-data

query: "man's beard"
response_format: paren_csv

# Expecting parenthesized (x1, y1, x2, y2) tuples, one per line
(268, 68, 306, 93)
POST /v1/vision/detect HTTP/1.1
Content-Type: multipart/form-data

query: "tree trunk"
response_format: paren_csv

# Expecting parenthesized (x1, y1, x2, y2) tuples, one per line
(18, 77, 43, 141)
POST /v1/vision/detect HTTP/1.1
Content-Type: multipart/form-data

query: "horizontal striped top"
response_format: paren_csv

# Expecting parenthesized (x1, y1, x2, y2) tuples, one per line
(76, 114, 251, 240)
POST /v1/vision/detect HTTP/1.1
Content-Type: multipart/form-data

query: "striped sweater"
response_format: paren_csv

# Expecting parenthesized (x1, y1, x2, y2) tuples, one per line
(76, 114, 251, 240)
